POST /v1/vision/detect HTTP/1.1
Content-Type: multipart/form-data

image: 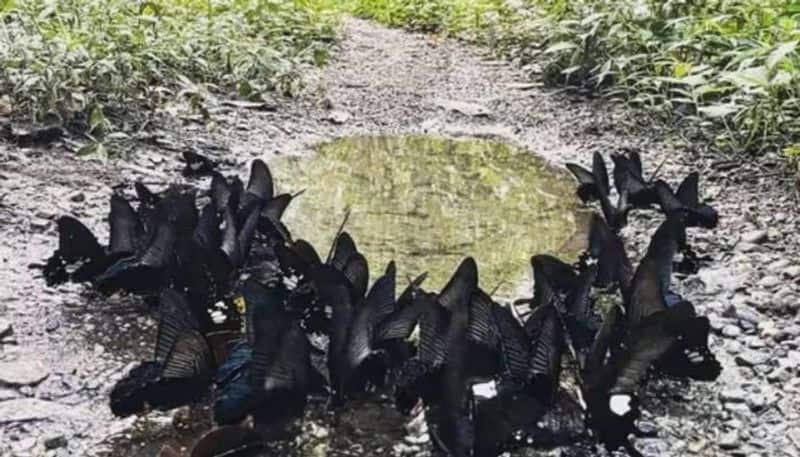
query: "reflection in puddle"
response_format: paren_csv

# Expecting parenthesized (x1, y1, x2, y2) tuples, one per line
(272, 135, 585, 297)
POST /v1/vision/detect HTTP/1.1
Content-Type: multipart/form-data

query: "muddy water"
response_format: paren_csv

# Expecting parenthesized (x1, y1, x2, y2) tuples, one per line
(272, 135, 586, 298)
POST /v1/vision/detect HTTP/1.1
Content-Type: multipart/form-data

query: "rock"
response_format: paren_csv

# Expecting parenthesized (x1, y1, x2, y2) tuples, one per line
(784, 265, 800, 279)
(742, 230, 768, 244)
(0, 387, 21, 401)
(506, 82, 542, 90)
(44, 317, 59, 333)
(735, 350, 771, 367)
(0, 360, 50, 386)
(723, 325, 742, 338)
(43, 435, 67, 450)
(719, 431, 741, 450)
(746, 394, 768, 411)
(0, 399, 79, 424)
(758, 275, 782, 288)
(0, 319, 11, 339)
(720, 389, 747, 403)
(735, 307, 763, 325)
(325, 110, 351, 124)
(69, 192, 85, 203)
(767, 366, 792, 384)
(778, 325, 800, 341)
(435, 99, 491, 117)
(758, 320, 779, 340)
(687, 439, 708, 454)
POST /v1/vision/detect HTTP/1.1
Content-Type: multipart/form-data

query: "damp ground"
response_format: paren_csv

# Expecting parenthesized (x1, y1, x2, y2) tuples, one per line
(1, 16, 799, 457)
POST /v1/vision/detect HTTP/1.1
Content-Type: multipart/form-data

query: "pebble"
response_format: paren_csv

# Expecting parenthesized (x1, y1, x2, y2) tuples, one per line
(720, 389, 747, 403)
(723, 325, 742, 338)
(735, 350, 771, 367)
(434, 99, 491, 117)
(325, 110, 351, 124)
(0, 387, 21, 401)
(758, 275, 782, 289)
(742, 230, 768, 244)
(44, 317, 60, 333)
(0, 319, 11, 339)
(784, 265, 800, 279)
(720, 430, 742, 449)
(767, 366, 792, 383)
(0, 360, 50, 386)
(69, 192, 85, 203)
(43, 435, 67, 450)
(746, 394, 768, 411)
(0, 399, 79, 424)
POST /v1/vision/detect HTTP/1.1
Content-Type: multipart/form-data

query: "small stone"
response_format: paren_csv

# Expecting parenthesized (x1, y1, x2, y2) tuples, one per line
(43, 435, 67, 450)
(0, 360, 50, 386)
(746, 394, 768, 411)
(742, 230, 768, 244)
(0, 319, 11, 339)
(758, 320, 779, 340)
(687, 439, 707, 453)
(70, 192, 85, 203)
(0, 399, 81, 424)
(44, 317, 59, 333)
(778, 325, 800, 340)
(783, 265, 800, 279)
(719, 431, 741, 450)
(0, 387, 21, 401)
(723, 325, 742, 338)
(735, 350, 771, 367)
(325, 110, 351, 124)
(767, 366, 791, 383)
(720, 389, 747, 403)
(435, 99, 491, 117)
(758, 275, 782, 288)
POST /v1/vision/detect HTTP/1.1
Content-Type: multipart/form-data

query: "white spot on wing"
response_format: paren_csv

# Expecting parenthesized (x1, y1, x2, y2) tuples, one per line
(472, 380, 498, 399)
(609, 394, 632, 416)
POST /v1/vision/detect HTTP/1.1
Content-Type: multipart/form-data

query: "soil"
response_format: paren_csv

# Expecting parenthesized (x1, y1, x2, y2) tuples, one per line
(1, 17, 799, 457)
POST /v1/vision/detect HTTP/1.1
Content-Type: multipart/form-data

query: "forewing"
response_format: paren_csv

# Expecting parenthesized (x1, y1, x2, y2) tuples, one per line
(109, 194, 142, 255)
(438, 257, 478, 311)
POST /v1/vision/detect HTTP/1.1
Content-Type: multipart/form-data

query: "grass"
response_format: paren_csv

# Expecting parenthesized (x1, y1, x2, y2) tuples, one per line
(346, 0, 800, 159)
(0, 0, 338, 132)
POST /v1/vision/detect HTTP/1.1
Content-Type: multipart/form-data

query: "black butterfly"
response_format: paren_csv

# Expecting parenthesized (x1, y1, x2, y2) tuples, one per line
(110, 289, 214, 417)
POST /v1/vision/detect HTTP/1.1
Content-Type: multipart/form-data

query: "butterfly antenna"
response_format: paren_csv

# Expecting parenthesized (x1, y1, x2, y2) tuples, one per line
(647, 157, 668, 182)
(489, 278, 506, 296)
(325, 207, 351, 264)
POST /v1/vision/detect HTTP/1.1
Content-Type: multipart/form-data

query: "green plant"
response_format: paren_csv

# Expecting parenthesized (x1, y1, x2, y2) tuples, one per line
(347, 0, 800, 156)
(0, 0, 339, 129)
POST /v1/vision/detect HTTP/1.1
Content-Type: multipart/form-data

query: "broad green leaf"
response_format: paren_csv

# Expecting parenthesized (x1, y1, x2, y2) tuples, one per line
(771, 70, 793, 86)
(724, 66, 769, 88)
(766, 41, 798, 70)
(543, 41, 578, 54)
(697, 104, 741, 118)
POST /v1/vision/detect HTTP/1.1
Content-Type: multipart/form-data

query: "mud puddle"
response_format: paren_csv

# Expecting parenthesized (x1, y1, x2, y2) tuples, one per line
(94, 135, 588, 457)
(272, 135, 588, 298)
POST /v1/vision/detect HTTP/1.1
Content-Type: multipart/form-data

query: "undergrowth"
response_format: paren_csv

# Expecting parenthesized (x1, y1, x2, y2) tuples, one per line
(0, 0, 338, 131)
(349, 0, 800, 158)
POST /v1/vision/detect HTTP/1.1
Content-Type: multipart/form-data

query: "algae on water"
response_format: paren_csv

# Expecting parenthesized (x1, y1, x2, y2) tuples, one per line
(271, 135, 585, 298)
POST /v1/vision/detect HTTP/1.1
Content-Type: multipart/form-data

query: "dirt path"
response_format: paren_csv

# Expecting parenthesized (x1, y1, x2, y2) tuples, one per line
(1, 18, 799, 457)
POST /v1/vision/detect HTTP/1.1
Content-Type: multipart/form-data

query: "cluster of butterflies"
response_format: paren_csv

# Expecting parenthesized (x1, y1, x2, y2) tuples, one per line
(40, 149, 722, 457)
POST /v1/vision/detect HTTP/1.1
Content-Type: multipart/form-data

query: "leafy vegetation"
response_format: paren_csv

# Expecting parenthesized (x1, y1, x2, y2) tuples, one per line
(348, 0, 800, 157)
(0, 0, 338, 129)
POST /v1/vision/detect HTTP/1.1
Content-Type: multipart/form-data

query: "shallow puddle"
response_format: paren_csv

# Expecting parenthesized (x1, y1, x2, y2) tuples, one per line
(103, 135, 588, 457)
(272, 135, 586, 297)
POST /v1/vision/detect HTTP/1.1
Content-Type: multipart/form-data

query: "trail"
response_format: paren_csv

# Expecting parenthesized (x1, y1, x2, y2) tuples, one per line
(0, 18, 798, 457)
